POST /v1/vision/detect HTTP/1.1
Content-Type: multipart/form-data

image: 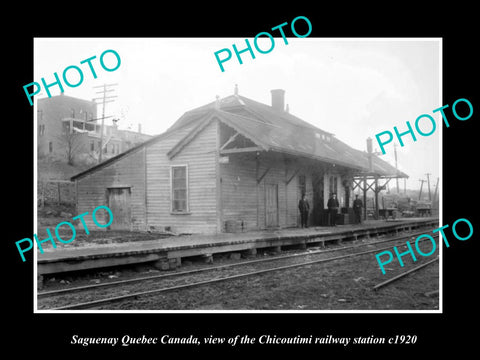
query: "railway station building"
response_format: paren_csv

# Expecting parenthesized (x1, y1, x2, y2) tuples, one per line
(71, 87, 406, 234)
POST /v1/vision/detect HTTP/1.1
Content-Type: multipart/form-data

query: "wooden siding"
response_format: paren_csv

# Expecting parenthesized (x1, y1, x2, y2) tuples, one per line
(220, 154, 258, 230)
(146, 120, 218, 234)
(220, 152, 299, 231)
(74, 114, 356, 235)
(75, 148, 147, 231)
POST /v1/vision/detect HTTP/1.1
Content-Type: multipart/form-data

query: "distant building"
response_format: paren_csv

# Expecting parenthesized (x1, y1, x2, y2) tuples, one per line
(37, 94, 152, 164)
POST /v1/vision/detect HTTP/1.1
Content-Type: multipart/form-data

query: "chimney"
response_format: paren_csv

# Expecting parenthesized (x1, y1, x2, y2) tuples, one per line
(366, 137, 372, 154)
(234, 84, 239, 95)
(138, 123, 142, 134)
(271, 89, 285, 112)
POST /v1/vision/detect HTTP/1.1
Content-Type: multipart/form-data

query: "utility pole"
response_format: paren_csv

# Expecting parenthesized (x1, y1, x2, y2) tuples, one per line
(425, 173, 432, 201)
(394, 143, 399, 193)
(93, 83, 118, 163)
(433, 177, 439, 204)
(418, 179, 426, 201)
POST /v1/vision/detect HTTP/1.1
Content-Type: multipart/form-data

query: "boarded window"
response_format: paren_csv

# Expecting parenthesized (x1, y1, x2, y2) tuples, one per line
(171, 165, 188, 212)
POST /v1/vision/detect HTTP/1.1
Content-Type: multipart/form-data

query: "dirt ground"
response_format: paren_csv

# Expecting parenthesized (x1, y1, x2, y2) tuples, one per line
(37, 203, 172, 248)
(88, 247, 440, 311)
(37, 205, 439, 310)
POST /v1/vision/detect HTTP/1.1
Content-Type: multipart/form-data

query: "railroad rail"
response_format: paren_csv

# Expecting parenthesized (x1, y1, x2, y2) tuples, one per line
(37, 217, 439, 278)
(372, 257, 439, 291)
(38, 227, 435, 298)
(38, 226, 440, 310)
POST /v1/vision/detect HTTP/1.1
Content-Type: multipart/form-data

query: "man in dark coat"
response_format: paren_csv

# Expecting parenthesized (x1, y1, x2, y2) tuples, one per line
(298, 193, 310, 228)
(327, 193, 339, 226)
(353, 194, 363, 224)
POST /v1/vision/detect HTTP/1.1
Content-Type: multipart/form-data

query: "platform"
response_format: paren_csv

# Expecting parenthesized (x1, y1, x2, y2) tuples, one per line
(37, 217, 439, 277)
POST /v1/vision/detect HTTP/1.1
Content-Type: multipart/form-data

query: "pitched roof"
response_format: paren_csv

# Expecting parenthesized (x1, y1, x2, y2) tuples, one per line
(168, 94, 325, 134)
(167, 93, 406, 178)
(72, 92, 407, 180)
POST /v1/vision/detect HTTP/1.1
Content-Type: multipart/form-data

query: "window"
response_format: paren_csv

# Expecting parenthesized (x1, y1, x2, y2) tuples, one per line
(38, 124, 45, 136)
(90, 140, 95, 152)
(63, 122, 70, 135)
(171, 165, 188, 212)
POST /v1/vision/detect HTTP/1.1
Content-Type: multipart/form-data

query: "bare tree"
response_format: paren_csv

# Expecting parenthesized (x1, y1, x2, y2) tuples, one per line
(56, 125, 85, 166)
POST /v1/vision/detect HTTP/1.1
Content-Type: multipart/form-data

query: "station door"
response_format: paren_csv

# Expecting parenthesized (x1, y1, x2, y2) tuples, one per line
(107, 187, 131, 230)
(265, 183, 279, 228)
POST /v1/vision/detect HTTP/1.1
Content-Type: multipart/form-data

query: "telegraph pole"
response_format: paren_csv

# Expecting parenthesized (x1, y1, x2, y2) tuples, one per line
(418, 179, 426, 200)
(394, 143, 399, 193)
(93, 83, 118, 163)
(433, 177, 439, 202)
(425, 173, 432, 201)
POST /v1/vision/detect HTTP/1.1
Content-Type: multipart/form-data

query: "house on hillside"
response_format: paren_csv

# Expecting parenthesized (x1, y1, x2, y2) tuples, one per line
(37, 94, 152, 164)
(71, 87, 406, 234)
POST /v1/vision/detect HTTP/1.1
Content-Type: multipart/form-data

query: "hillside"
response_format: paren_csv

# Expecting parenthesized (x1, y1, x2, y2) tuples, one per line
(37, 158, 92, 181)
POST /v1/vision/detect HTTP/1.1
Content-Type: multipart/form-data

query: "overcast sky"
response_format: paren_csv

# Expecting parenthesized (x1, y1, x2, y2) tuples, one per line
(34, 38, 441, 192)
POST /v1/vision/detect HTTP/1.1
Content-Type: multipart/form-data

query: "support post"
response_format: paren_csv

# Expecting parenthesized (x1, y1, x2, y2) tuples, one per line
(363, 176, 367, 221)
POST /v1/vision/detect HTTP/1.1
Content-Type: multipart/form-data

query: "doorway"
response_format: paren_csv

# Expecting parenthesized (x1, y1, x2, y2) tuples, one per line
(107, 187, 131, 230)
(265, 183, 279, 228)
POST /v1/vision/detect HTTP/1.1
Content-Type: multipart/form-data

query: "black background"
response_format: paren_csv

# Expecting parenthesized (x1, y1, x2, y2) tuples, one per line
(5, 4, 478, 356)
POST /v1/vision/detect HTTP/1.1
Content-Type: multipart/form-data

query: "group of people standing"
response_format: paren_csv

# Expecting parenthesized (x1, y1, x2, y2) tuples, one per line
(298, 193, 363, 228)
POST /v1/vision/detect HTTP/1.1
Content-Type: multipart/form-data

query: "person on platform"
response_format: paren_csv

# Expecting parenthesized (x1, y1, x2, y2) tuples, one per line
(353, 194, 363, 224)
(327, 193, 339, 226)
(298, 193, 310, 228)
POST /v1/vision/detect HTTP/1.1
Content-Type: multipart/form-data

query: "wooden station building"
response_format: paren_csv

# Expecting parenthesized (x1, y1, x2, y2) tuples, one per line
(71, 87, 407, 234)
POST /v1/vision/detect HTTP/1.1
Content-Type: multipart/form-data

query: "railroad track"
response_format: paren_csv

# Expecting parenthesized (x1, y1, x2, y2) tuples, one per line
(373, 257, 439, 291)
(38, 226, 440, 310)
